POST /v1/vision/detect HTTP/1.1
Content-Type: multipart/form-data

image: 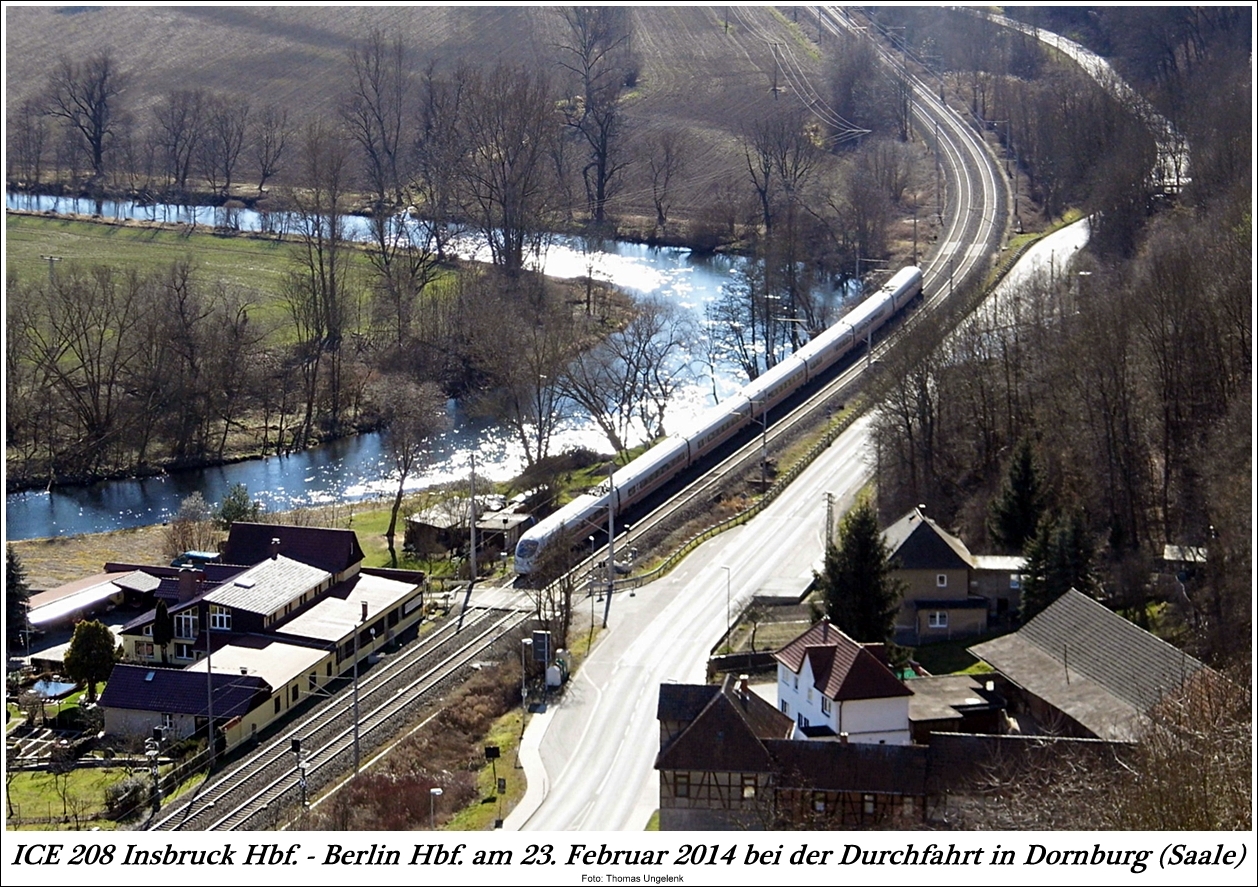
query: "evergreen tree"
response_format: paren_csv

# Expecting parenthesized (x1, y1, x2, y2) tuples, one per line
(1020, 510, 1096, 621)
(63, 620, 119, 703)
(988, 437, 1047, 553)
(215, 483, 262, 530)
(152, 600, 174, 664)
(6, 546, 31, 651)
(818, 500, 903, 642)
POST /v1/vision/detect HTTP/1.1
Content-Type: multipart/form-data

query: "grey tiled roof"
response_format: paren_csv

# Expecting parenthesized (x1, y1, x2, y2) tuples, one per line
(883, 508, 974, 570)
(969, 590, 1210, 740)
(203, 555, 329, 616)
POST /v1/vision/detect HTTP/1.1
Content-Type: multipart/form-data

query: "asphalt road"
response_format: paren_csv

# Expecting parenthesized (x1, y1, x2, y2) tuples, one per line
(506, 415, 873, 831)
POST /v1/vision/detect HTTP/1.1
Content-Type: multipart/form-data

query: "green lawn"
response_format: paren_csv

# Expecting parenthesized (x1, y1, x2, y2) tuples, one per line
(6, 213, 303, 299)
(911, 630, 1008, 675)
(6, 767, 132, 830)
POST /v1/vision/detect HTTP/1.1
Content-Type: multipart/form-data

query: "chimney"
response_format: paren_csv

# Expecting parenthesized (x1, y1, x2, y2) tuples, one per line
(738, 674, 750, 699)
(270, 537, 281, 560)
(839, 732, 849, 745)
(177, 568, 203, 603)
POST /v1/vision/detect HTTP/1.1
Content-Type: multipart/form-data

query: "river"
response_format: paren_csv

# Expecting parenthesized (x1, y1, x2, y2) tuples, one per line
(6, 192, 801, 540)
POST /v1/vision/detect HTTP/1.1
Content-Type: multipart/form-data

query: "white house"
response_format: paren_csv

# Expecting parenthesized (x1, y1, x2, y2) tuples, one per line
(774, 621, 913, 745)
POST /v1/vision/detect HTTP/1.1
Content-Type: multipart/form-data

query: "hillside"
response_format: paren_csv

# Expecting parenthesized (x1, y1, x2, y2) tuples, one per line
(4, 5, 817, 217)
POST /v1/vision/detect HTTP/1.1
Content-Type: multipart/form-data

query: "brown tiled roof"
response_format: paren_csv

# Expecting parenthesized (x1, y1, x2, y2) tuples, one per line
(655, 676, 792, 773)
(657, 683, 720, 723)
(224, 522, 364, 575)
(766, 739, 929, 795)
(775, 622, 912, 701)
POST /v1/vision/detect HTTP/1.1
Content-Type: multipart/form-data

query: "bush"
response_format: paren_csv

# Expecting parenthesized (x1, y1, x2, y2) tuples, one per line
(104, 774, 150, 819)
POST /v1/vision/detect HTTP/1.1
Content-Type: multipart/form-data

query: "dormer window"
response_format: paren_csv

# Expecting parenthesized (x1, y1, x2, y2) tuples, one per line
(209, 605, 231, 631)
(936, 574, 948, 588)
(174, 611, 198, 639)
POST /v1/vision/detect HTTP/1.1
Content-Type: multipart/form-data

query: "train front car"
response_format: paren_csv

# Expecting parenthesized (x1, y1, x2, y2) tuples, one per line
(514, 491, 609, 577)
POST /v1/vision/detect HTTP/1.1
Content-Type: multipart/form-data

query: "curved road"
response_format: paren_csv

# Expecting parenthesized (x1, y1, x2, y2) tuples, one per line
(506, 6, 1008, 831)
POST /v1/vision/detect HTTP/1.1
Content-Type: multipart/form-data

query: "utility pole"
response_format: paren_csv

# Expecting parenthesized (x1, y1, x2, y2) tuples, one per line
(602, 462, 615, 629)
(353, 601, 367, 772)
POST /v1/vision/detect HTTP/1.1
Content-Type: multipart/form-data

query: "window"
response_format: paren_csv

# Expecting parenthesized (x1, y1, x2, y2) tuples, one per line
(174, 610, 198, 639)
(780, 700, 790, 716)
(806, 687, 813, 704)
(928, 611, 949, 629)
(209, 605, 231, 631)
(797, 713, 809, 729)
(162, 713, 174, 730)
(1010, 573, 1022, 590)
(793, 674, 799, 690)
(741, 775, 757, 799)
(813, 792, 827, 813)
(291, 684, 300, 703)
(274, 697, 282, 714)
(143, 625, 153, 637)
(174, 642, 197, 660)
(135, 642, 155, 660)
(821, 696, 832, 716)
(863, 794, 875, 815)
(675, 773, 690, 798)
(936, 573, 948, 588)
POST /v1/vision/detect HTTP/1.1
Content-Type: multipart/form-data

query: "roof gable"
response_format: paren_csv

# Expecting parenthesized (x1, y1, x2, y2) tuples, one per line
(655, 677, 792, 773)
(776, 622, 912, 701)
(224, 522, 364, 575)
(883, 509, 973, 571)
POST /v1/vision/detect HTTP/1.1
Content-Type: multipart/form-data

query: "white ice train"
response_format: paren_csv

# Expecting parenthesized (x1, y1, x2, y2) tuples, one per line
(513, 266, 924, 575)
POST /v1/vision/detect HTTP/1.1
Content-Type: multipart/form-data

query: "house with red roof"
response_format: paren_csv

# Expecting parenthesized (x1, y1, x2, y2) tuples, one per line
(773, 621, 913, 744)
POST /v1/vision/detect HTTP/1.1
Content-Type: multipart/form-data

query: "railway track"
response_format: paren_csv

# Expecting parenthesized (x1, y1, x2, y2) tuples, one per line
(562, 7, 1007, 589)
(150, 606, 528, 831)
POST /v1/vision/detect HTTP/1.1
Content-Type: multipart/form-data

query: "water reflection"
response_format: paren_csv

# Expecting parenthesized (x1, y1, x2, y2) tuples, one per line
(5, 194, 759, 540)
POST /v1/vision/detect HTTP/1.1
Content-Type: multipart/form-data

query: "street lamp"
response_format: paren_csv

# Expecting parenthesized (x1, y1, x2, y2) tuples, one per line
(720, 565, 732, 644)
(520, 638, 533, 714)
(429, 786, 443, 830)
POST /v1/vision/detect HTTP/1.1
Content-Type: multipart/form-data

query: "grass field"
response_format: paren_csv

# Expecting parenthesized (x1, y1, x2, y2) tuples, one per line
(5, 213, 351, 303)
(6, 767, 131, 830)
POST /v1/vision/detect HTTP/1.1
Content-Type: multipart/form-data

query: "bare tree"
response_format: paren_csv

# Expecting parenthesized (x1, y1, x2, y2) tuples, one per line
(644, 129, 690, 237)
(152, 88, 207, 194)
(342, 33, 440, 348)
(374, 378, 448, 567)
(414, 64, 467, 261)
(251, 103, 290, 194)
(459, 65, 558, 275)
(285, 119, 355, 444)
(9, 97, 49, 185)
(556, 6, 635, 226)
(46, 50, 127, 181)
(198, 93, 250, 198)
